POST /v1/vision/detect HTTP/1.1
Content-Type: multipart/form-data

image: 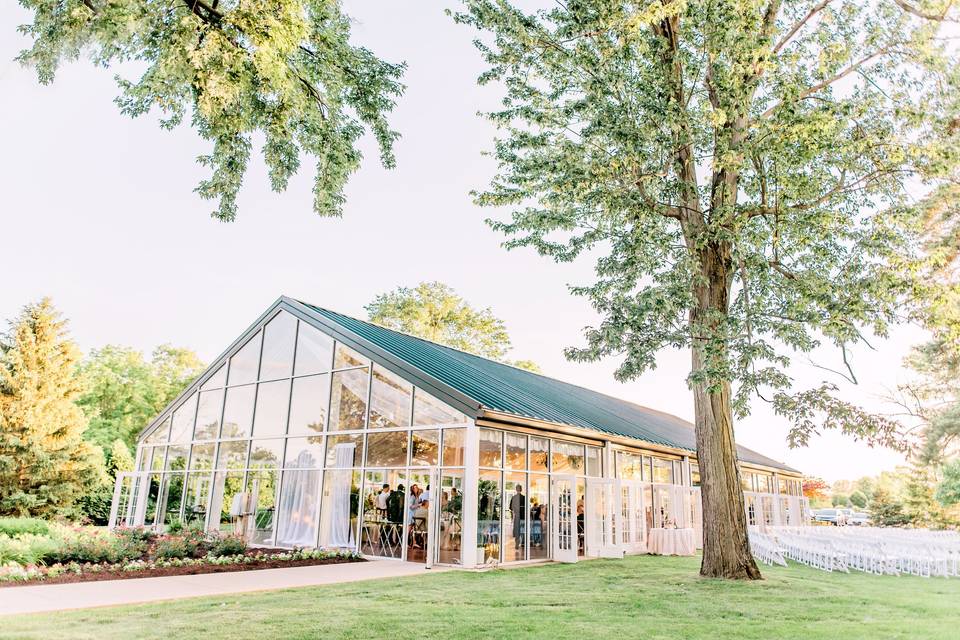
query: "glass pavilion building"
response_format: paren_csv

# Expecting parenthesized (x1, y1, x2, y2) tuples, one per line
(111, 297, 807, 567)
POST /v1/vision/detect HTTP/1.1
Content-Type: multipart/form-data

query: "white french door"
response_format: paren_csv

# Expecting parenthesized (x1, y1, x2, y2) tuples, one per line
(551, 474, 578, 563)
(618, 480, 647, 554)
(585, 478, 626, 558)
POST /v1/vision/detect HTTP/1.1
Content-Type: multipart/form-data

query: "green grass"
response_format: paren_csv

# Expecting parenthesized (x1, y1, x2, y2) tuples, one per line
(4, 555, 959, 639)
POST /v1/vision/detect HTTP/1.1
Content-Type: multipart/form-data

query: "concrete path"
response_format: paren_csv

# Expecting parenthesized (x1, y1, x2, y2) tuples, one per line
(0, 560, 442, 616)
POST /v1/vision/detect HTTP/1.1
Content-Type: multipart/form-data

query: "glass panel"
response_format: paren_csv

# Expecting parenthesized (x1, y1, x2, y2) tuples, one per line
(144, 474, 162, 526)
(586, 447, 602, 477)
(228, 331, 262, 386)
(215, 439, 248, 470)
(210, 470, 245, 533)
(136, 446, 151, 473)
(189, 442, 215, 471)
(329, 368, 369, 431)
(318, 469, 360, 549)
(334, 343, 369, 369)
(201, 364, 226, 390)
(478, 428, 502, 468)
(366, 431, 409, 468)
(246, 469, 280, 545)
(160, 473, 185, 527)
(410, 429, 440, 467)
(193, 389, 223, 441)
(577, 478, 586, 556)
(369, 365, 412, 428)
(477, 470, 501, 564)
(252, 379, 291, 437)
(438, 471, 463, 565)
(442, 428, 465, 466)
(221, 384, 256, 438)
(504, 433, 527, 470)
(150, 447, 166, 471)
(360, 469, 406, 559)
(552, 441, 585, 474)
(652, 458, 674, 484)
(284, 436, 325, 469)
(249, 438, 284, 469)
(407, 471, 432, 562)
(169, 394, 197, 444)
(288, 374, 329, 435)
(643, 456, 653, 482)
(503, 472, 527, 562)
(529, 437, 549, 471)
(166, 444, 189, 471)
(529, 473, 549, 560)
(294, 322, 334, 376)
(413, 388, 467, 426)
(276, 469, 323, 547)
(325, 434, 364, 467)
(144, 417, 170, 445)
(184, 472, 212, 526)
(259, 312, 297, 381)
(617, 451, 643, 480)
(643, 484, 654, 531)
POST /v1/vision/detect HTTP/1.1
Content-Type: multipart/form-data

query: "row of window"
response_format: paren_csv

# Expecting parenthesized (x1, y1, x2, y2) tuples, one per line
(614, 450, 683, 485)
(142, 311, 469, 448)
(477, 428, 603, 476)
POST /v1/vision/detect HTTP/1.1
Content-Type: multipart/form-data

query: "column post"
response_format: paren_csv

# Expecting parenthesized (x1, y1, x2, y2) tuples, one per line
(461, 420, 480, 568)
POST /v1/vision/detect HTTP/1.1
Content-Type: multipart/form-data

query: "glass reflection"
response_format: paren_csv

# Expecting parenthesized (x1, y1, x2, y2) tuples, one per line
(246, 469, 280, 545)
(228, 332, 262, 386)
(477, 470, 501, 563)
(438, 471, 463, 564)
(369, 365, 412, 428)
(252, 379, 290, 438)
(259, 312, 296, 381)
(294, 322, 334, 376)
(410, 430, 439, 466)
(413, 389, 467, 425)
(221, 385, 256, 438)
(193, 389, 223, 440)
(288, 374, 329, 435)
(329, 368, 369, 431)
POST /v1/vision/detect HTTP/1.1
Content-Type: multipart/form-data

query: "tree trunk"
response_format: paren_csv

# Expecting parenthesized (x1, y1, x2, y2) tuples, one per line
(691, 244, 762, 580)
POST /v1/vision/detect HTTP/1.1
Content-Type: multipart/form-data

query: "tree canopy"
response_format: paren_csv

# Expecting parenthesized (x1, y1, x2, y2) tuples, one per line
(78, 344, 205, 450)
(366, 281, 540, 372)
(16, 0, 405, 220)
(0, 299, 105, 518)
(454, 0, 960, 578)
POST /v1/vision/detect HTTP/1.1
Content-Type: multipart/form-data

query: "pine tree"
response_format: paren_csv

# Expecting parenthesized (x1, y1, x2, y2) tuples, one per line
(869, 487, 910, 528)
(0, 299, 105, 518)
(904, 465, 948, 528)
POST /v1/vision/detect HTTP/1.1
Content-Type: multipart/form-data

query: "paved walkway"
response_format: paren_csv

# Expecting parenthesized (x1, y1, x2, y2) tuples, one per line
(0, 560, 442, 616)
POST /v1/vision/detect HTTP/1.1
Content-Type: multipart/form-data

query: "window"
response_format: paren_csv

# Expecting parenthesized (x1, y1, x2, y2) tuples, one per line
(410, 430, 440, 466)
(189, 442, 215, 471)
(249, 438, 284, 469)
(193, 389, 223, 440)
(369, 365, 412, 428)
(221, 384, 256, 438)
(529, 437, 549, 471)
(166, 444, 189, 471)
(617, 451, 643, 480)
(442, 428, 465, 466)
(329, 368, 370, 431)
(145, 416, 171, 445)
(478, 429, 503, 467)
(201, 363, 227, 390)
(228, 332, 262, 386)
(586, 446, 602, 477)
(294, 322, 333, 376)
(652, 457, 674, 484)
(325, 434, 364, 467)
(551, 441, 584, 474)
(366, 431, 409, 467)
(252, 380, 291, 438)
(284, 436, 325, 468)
(277, 469, 322, 547)
(259, 312, 297, 381)
(288, 374, 329, 435)
(504, 433, 527, 469)
(334, 343, 369, 369)
(169, 394, 197, 443)
(691, 463, 701, 487)
(215, 439, 249, 470)
(413, 389, 467, 426)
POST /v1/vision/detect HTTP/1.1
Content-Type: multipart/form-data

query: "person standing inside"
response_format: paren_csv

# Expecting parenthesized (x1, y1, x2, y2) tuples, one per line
(510, 484, 526, 550)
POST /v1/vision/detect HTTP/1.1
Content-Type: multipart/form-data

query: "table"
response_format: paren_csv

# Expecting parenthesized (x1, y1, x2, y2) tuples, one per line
(647, 528, 696, 556)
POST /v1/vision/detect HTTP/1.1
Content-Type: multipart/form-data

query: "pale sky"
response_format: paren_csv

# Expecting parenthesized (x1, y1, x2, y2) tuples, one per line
(1, 1, 917, 482)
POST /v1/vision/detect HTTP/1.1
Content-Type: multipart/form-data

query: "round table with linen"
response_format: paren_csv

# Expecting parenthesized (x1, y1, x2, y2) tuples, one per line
(647, 528, 696, 556)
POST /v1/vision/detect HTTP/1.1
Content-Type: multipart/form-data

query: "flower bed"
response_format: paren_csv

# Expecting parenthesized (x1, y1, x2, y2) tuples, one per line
(0, 548, 363, 587)
(0, 518, 364, 587)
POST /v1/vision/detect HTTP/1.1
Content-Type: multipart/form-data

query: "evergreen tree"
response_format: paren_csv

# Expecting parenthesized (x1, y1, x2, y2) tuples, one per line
(80, 438, 136, 525)
(0, 299, 105, 518)
(869, 487, 910, 528)
(903, 465, 948, 528)
(935, 460, 960, 508)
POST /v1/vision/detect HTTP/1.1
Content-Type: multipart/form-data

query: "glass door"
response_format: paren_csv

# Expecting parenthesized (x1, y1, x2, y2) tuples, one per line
(551, 474, 577, 563)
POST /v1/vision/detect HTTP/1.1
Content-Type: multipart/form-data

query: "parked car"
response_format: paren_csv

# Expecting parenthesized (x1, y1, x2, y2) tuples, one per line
(848, 511, 871, 526)
(812, 508, 847, 525)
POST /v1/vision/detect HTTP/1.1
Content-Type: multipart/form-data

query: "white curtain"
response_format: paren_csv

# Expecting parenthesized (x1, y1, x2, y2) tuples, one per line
(276, 467, 321, 547)
(328, 443, 356, 548)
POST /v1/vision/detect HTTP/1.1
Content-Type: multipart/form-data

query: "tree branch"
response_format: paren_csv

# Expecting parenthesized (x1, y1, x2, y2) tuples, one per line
(773, 0, 832, 54)
(893, 0, 957, 22)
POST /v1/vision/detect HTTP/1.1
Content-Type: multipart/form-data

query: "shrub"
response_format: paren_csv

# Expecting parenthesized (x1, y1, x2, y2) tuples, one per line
(208, 534, 247, 557)
(153, 536, 191, 560)
(165, 519, 184, 535)
(0, 533, 59, 566)
(114, 526, 157, 546)
(44, 526, 143, 565)
(0, 517, 50, 537)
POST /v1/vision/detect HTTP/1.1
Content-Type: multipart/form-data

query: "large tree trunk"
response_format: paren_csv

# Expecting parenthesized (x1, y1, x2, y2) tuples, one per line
(691, 243, 762, 580)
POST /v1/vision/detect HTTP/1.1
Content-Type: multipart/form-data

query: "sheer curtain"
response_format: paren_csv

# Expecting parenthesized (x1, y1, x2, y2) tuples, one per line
(328, 443, 356, 548)
(276, 450, 322, 546)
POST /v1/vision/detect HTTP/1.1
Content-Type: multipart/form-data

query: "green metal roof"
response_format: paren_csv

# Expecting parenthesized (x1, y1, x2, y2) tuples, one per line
(296, 300, 799, 474)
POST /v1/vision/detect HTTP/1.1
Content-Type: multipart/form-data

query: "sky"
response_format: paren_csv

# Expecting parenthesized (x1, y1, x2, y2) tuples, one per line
(0, 1, 919, 482)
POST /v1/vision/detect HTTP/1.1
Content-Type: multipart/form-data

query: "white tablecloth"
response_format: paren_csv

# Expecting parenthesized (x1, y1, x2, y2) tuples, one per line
(648, 528, 696, 556)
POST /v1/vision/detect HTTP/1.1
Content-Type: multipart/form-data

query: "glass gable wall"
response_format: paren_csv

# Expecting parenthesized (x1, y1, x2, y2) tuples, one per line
(134, 310, 470, 563)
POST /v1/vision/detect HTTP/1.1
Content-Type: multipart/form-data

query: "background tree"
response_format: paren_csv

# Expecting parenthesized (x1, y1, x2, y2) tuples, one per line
(366, 282, 540, 371)
(802, 477, 828, 505)
(79, 344, 204, 451)
(16, 0, 405, 220)
(78, 438, 135, 525)
(849, 490, 868, 509)
(455, 0, 960, 578)
(935, 460, 960, 507)
(0, 299, 105, 518)
(869, 487, 910, 527)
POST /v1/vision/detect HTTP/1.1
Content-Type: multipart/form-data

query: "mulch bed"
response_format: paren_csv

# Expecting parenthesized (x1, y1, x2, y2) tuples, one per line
(0, 552, 366, 588)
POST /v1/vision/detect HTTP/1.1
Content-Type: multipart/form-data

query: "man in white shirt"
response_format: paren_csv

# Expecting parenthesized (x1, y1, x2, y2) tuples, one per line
(376, 484, 391, 513)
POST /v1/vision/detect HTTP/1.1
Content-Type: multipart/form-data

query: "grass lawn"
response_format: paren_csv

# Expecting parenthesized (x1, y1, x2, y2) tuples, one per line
(4, 555, 959, 640)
